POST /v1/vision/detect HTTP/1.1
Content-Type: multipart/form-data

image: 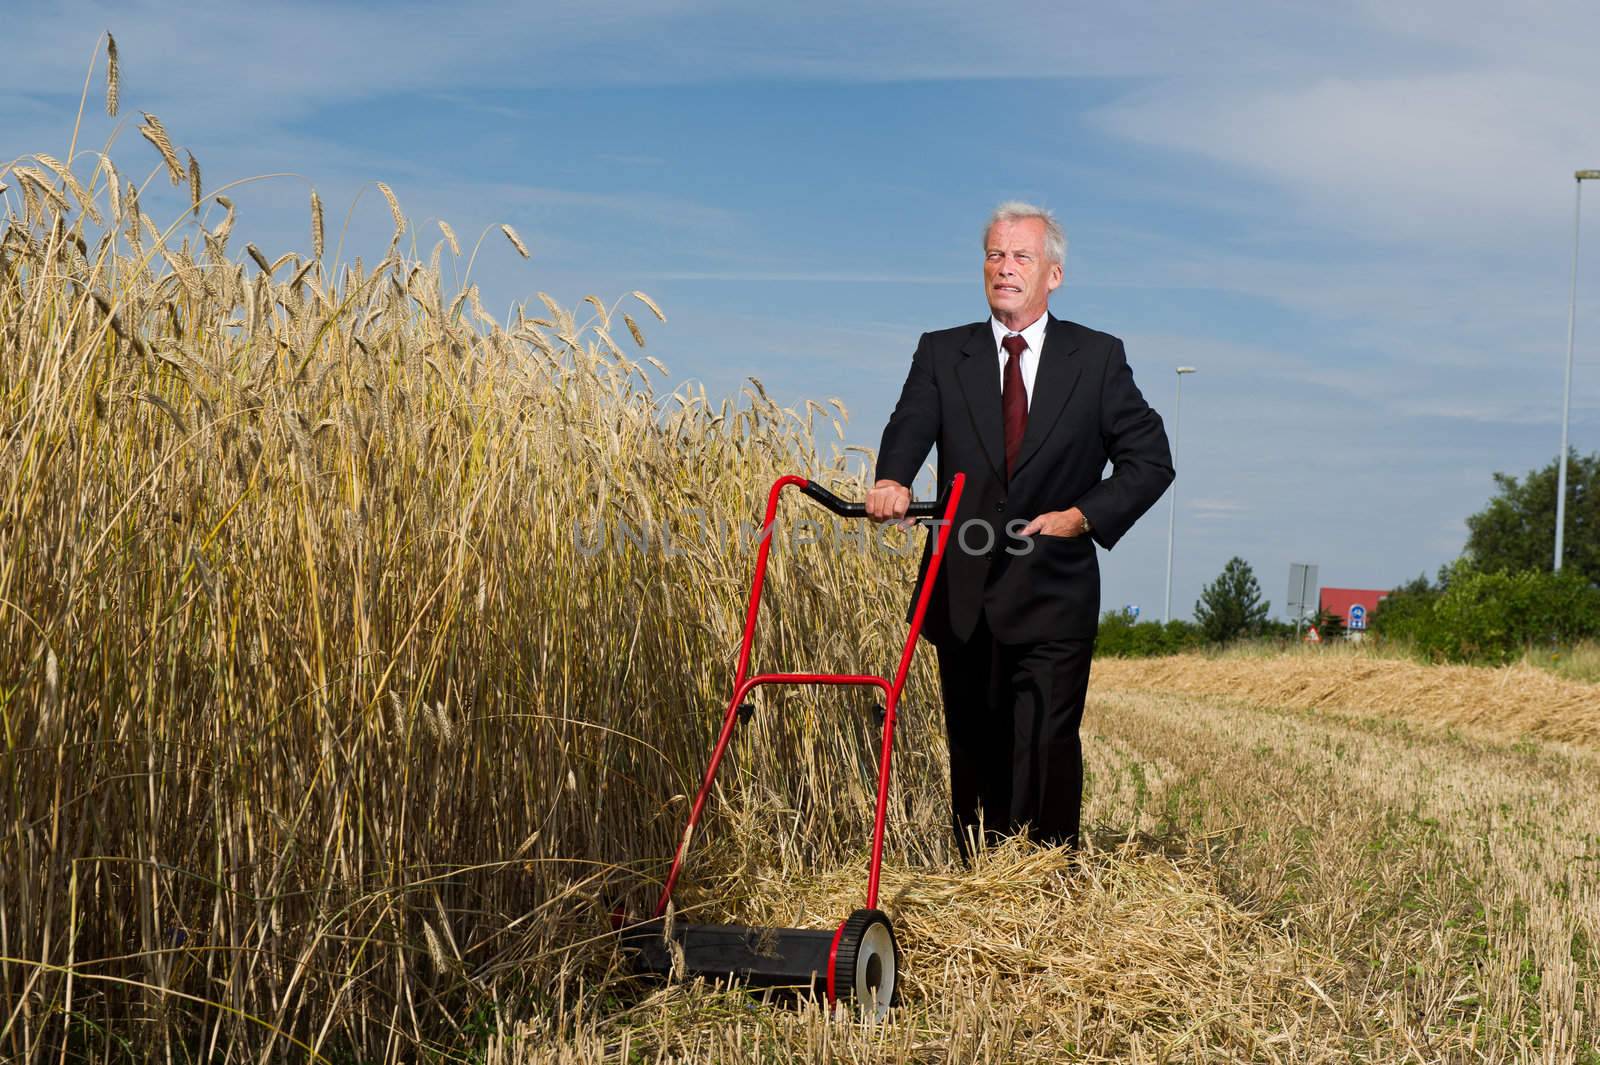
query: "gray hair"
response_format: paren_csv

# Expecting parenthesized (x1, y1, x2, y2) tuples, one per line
(984, 201, 1067, 266)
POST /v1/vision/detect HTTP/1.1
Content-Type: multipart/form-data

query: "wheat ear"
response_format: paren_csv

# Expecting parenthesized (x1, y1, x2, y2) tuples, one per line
(186, 152, 201, 216)
(376, 182, 404, 239)
(310, 190, 324, 261)
(500, 224, 530, 259)
(139, 113, 184, 185)
(105, 34, 119, 117)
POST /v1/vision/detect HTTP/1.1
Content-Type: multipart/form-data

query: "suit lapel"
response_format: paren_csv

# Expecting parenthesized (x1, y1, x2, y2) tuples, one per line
(1011, 315, 1082, 478)
(956, 325, 1006, 481)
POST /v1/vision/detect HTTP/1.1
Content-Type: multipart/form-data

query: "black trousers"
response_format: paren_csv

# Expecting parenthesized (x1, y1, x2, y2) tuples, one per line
(935, 611, 1094, 860)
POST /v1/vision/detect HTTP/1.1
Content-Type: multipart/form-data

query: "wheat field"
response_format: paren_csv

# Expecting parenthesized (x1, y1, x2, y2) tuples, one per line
(3, 42, 1598, 1062)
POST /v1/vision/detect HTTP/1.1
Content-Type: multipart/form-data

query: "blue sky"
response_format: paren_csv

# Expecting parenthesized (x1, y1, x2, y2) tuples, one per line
(6, 0, 1599, 621)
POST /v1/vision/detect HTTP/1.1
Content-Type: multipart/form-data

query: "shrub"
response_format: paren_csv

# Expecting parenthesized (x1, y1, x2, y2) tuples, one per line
(1369, 573, 1439, 643)
(1096, 609, 1205, 657)
(1376, 563, 1600, 664)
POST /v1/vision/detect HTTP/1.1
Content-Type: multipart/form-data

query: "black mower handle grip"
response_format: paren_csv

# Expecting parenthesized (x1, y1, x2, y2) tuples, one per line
(799, 480, 951, 521)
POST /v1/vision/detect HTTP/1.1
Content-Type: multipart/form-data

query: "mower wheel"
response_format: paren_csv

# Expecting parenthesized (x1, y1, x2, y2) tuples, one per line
(830, 908, 899, 1019)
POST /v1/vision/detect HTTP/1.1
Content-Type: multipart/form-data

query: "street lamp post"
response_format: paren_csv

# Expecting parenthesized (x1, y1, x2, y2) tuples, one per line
(1556, 169, 1600, 573)
(1164, 366, 1198, 623)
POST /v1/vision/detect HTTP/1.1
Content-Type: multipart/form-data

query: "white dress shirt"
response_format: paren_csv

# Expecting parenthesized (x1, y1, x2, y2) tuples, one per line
(990, 311, 1047, 410)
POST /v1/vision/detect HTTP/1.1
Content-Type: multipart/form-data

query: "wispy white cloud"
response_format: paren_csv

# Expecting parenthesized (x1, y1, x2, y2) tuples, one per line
(0, 0, 1445, 125)
(642, 271, 967, 284)
(1089, 1, 1600, 246)
(1187, 497, 1249, 519)
(1094, 71, 1598, 244)
(1393, 397, 1596, 426)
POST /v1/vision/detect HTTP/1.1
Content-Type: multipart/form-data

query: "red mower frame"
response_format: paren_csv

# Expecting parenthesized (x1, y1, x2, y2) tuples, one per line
(653, 472, 966, 921)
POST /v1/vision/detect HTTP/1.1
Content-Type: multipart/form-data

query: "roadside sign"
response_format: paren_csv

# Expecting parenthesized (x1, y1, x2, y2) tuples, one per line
(1305, 625, 1322, 643)
(1348, 604, 1367, 631)
(1288, 563, 1319, 624)
(1126, 605, 1140, 620)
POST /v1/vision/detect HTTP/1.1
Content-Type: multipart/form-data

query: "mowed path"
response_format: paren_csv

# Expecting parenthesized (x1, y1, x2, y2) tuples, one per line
(498, 658, 1598, 1064)
(1085, 659, 1600, 1063)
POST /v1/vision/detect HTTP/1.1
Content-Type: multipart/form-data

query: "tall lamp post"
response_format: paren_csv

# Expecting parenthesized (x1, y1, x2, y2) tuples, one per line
(1556, 169, 1600, 573)
(1163, 366, 1198, 623)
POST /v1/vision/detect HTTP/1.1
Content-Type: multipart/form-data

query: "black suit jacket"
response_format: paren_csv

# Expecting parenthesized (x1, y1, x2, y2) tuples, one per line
(875, 315, 1174, 647)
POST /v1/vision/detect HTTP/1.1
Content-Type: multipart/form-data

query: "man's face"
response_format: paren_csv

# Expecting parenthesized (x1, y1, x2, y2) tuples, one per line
(983, 218, 1062, 326)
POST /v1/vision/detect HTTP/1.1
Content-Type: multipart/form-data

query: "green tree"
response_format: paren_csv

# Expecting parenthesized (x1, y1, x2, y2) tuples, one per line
(1193, 557, 1270, 643)
(1464, 450, 1600, 582)
(1370, 573, 1438, 642)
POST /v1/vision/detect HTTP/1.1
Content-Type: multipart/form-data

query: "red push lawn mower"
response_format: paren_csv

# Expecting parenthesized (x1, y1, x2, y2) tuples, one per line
(616, 473, 965, 1019)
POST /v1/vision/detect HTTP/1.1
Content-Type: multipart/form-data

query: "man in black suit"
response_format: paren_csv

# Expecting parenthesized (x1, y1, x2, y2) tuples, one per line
(866, 202, 1173, 858)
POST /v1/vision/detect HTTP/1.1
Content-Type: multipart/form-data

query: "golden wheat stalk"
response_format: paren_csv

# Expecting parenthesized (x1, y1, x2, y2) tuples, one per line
(101, 157, 122, 222)
(212, 194, 235, 245)
(376, 181, 404, 239)
(308, 189, 324, 261)
(288, 258, 316, 289)
(106, 34, 119, 116)
(15, 166, 71, 215)
(18, 175, 41, 221)
(622, 312, 646, 348)
(34, 154, 99, 224)
(124, 180, 141, 251)
(138, 112, 184, 185)
(632, 290, 666, 322)
(186, 151, 201, 215)
(499, 223, 530, 259)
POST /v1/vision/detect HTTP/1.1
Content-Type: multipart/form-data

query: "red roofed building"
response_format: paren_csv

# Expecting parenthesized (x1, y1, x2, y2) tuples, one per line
(1319, 587, 1388, 637)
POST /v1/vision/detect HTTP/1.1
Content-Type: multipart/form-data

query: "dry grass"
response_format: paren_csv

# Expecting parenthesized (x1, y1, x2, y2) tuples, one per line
(1535, 639, 1600, 684)
(486, 842, 1350, 1063)
(1093, 650, 1600, 746)
(477, 653, 1600, 1063)
(1082, 683, 1600, 1064)
(1221, 633, 1600, 685)
(2, 43, 1597, 1063)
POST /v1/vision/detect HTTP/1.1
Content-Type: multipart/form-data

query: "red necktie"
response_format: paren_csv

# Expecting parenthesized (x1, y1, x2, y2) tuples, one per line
(1001, 333, 1028, 478)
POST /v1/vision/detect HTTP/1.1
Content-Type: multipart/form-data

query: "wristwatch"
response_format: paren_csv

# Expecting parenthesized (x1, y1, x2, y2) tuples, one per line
(1079, 512, 1093, 536)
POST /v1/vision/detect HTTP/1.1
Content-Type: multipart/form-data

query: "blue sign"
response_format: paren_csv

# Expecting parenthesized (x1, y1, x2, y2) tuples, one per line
(1348, 604, 1367, 631)
(1126, 605, 1140, 620)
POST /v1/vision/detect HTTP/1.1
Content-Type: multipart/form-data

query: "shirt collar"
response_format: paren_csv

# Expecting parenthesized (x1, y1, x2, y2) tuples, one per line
(990, 311, 1049, 356)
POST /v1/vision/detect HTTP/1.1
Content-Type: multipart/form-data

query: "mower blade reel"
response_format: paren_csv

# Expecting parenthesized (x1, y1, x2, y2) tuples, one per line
(620, 920, 834, 990)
